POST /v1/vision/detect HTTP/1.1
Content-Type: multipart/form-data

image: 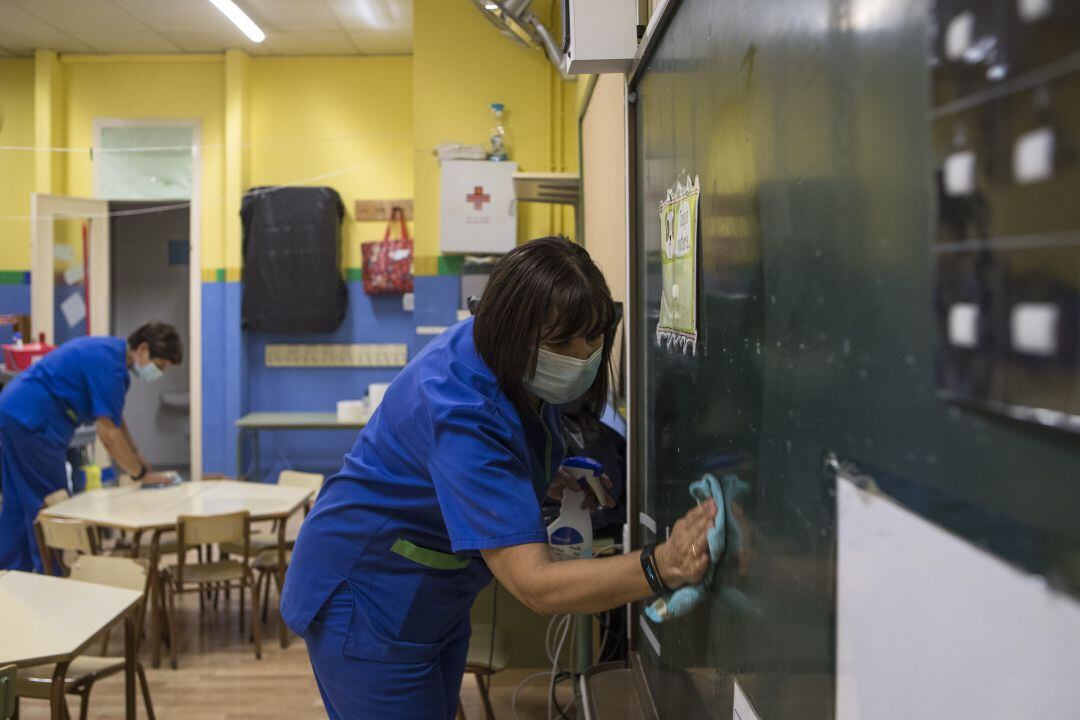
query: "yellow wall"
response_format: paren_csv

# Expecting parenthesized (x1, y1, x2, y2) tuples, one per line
(60, 55, 226, 270)
(413, 0, 578, 258)
(0, 59, 35, 270)
(3, 9, 575, 273)
(250, 56, 414, 270)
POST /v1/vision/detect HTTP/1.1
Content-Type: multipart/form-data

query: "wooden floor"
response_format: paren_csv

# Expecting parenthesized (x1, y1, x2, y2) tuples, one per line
(16, 586, 578, 720)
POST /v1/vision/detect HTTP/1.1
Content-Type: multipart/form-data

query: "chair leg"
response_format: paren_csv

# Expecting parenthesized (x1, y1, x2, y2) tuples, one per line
(239, 584, 246, 635)
(137, 663, 156, 720)
(250, 575, 262, 660)
(77, 688, 90, 720)
(166, 582, 179, 670)
(477, 673, 495, 720)
(260, 571, 271, 625)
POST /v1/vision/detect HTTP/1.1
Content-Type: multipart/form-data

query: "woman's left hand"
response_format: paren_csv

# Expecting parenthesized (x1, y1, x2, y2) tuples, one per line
(547, 468, 616, 511)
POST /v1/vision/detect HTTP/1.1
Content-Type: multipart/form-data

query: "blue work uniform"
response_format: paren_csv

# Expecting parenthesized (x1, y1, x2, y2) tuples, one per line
(282, 317, 563, 720)
(0, 336, 129, 571)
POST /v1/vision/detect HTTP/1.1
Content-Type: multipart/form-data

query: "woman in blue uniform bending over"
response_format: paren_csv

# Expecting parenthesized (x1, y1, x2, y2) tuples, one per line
(282, 237, 716, 719)
(0, 321, 182, 571)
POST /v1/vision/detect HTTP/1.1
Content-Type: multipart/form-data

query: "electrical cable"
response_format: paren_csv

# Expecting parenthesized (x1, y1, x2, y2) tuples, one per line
(511, 671, 558, 720)
(0, 162, 367, 222)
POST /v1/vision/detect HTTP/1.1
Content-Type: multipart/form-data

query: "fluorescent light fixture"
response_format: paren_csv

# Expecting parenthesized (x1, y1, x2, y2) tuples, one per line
(486, 3, 499, 9)
(207, 0, 265, 43)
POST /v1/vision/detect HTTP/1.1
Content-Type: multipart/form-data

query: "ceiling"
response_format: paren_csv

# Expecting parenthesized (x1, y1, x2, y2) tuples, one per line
(0, 0, 413, 57)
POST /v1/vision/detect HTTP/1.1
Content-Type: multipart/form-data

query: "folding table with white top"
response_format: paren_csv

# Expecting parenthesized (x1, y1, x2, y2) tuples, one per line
(40, 480, 315, 667)
(0, 570, 141, 720)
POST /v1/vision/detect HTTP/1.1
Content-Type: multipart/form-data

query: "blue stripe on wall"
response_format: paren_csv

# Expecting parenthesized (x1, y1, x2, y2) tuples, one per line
(224, 276, 463, 483)
(201, 281, 245, 477)
(0, 285, 30, 344)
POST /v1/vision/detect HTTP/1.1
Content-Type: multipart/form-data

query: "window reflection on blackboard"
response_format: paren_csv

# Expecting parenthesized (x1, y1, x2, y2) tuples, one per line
(932, 0, 1080, 431)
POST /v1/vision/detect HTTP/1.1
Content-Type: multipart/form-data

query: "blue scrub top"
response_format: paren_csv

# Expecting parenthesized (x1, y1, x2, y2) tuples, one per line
(0, 336, 130, 447)
(282, 317, 564, 662)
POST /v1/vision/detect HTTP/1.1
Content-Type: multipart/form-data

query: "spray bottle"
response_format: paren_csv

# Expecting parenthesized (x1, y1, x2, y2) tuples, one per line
(547, 456, 605, 560)
(488, 102, 509, 161)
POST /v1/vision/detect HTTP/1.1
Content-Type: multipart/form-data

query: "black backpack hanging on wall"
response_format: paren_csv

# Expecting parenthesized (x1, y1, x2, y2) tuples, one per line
(241, 186, 347, 333)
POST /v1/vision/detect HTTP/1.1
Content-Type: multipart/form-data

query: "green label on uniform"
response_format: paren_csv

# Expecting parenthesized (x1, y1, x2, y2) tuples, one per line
(391, 538, 470, 570)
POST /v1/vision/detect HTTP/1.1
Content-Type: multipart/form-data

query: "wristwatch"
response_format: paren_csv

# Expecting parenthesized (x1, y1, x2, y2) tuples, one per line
(640, 543, 668, 594)
(132, 464, 147, 481)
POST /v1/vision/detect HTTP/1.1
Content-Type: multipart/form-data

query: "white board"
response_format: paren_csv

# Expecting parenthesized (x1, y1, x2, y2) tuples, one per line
(836, 473, 1080, 720)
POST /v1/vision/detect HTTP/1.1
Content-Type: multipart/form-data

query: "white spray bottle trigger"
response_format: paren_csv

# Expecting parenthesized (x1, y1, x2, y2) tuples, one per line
(561, 459, 607, 506)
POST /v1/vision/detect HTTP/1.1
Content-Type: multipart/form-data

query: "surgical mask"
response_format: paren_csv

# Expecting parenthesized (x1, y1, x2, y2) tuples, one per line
(132, 360, 164, 383)
(524, 346, 602, 406)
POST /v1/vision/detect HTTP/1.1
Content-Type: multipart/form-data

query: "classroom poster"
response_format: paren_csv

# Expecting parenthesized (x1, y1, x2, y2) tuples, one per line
(657, 174, 700, 354)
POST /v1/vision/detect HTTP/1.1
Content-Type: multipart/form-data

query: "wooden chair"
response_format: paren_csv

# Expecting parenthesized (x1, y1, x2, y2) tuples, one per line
(457, 622, 510, 720)
(220, 470, 324, 557)
(42, 488, 70, 508)
(163, 511, 259, 668)
(13, 556, 156, 720)
(33, 516, 100, 576)
(0, 665, 14, 720)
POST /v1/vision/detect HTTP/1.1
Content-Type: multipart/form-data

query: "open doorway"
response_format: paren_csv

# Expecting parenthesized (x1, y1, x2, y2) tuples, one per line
(110, 201, 191, 473)
(93, 118, 202, 480)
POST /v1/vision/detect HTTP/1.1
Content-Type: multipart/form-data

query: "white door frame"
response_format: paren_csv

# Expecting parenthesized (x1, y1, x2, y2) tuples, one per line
(90, 117, 203, 482)
(30, 194, 111, 343)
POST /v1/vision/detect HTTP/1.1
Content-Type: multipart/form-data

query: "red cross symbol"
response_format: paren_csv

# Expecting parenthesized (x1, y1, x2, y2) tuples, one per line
(466, 186, 491, 211)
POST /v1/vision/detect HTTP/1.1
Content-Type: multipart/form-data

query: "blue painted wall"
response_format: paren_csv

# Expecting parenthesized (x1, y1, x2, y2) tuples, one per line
(203, 275, 462, 482)
(0, 283, 30, 344)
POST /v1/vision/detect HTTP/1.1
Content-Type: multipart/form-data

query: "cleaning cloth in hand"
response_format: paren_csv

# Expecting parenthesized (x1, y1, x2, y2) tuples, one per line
(645, 473, 742, 623)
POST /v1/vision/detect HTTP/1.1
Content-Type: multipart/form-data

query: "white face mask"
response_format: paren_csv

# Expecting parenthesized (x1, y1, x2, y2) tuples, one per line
(131, 359, 164, 383)
(523, 346, 602, 406)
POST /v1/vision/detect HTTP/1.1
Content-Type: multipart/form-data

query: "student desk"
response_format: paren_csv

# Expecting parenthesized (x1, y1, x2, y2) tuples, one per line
(235, 412, 368, 482)
(0, 570, 141, 720)
(40, 480, 314, 667)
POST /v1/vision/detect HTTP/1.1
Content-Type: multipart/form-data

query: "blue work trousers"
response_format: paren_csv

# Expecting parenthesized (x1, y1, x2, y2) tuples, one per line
(0, 414, 68, 572)
(305, 585, 469, 720)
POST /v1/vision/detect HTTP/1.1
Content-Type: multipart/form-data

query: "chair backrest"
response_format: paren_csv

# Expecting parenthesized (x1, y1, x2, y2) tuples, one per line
(278, 470, 325, 492)
(42, 488, 70, 507)
(38, 516, 97, 554)
(69, 555, 151, 655)
(176, 511, 250, 587)
(178, 511, 249, 547)
(70, 555, 149, 593)
(0, 664, 15, 720)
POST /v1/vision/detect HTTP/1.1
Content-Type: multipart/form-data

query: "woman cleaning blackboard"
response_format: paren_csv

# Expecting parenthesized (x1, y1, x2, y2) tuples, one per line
(282, 236, 716, 720)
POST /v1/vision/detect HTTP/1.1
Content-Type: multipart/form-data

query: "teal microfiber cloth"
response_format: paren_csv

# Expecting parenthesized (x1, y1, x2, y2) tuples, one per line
(645, 473, 745, 623)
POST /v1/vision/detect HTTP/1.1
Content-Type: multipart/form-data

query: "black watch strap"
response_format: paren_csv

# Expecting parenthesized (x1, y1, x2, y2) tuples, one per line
(132, 464, 147, 480)
(640, 543, 668, 594)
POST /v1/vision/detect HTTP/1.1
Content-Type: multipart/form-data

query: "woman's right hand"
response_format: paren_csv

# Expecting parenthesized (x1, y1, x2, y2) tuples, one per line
(140, 472, 174, 487)
(655, 500, 717, 589)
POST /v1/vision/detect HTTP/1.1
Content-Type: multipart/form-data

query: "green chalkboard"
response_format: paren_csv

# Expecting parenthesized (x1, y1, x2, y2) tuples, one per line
(629, 1, 1080, 718)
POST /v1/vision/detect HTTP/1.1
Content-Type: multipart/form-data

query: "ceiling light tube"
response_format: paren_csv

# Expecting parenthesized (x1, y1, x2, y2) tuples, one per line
(207, 0, 266, 43)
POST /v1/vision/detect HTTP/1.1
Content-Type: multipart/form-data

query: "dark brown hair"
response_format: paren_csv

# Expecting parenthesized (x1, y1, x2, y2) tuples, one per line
(473, 236, 616, 415)
(128, 321, 184, 365)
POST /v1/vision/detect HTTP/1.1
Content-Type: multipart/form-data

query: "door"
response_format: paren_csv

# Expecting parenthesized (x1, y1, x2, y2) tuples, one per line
(31, 194, 110, 343)
(110, 201, 191, 470)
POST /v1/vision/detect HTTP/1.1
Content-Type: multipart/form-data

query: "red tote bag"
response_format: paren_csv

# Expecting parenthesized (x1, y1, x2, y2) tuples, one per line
(361, 206, 414, 295)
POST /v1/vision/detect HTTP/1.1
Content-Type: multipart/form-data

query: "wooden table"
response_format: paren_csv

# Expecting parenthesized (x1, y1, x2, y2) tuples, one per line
(0, 570, 141, 720)
(235, 412, 368, 483)
(40, 480, 315, 667)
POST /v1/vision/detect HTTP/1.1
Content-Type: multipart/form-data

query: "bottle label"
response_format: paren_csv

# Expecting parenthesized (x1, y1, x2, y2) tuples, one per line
(550, 526, 584, 545)
(549, 527, 585, 560)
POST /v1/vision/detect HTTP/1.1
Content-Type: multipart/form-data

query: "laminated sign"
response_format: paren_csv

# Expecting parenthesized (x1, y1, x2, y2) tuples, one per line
(657, 174, 700, 354)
